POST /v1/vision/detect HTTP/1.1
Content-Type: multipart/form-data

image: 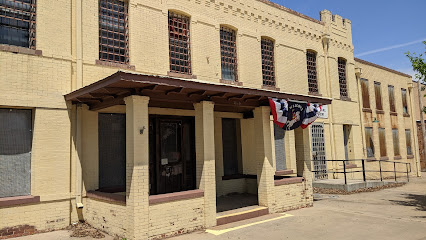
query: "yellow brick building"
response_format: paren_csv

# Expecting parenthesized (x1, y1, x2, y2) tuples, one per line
(0, 0, 420, 239)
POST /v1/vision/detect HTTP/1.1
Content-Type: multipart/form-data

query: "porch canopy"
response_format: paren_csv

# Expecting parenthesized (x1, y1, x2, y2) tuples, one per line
(65, 71, 332, 112)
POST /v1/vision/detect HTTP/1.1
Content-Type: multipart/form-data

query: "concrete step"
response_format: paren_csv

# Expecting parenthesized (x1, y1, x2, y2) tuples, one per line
(216, 206, 269, 226)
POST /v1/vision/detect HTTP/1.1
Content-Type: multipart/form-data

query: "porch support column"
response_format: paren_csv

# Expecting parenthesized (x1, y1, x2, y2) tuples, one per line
(194, 101, 216, 228)
(125, 95, 150, 240)
(254, 106, 276, 212)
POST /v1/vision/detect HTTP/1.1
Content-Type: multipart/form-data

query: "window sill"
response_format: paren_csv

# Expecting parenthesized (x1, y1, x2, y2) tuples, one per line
(339, 96, 352, 102)
(0, 44, 42, 56)
(149, 189, 204, 205)
(390, 112, 398, 116)
(366, 157, 376, 162)
(0, 195, 40, 207)
(87, 190, 125, 204)
(274, 177, 304, 186)
(95, 60, 135, 70)
(362, 108, 372, 113)
(380, 157, 389, 160)
(403, 113, 410, 118)
(308, 92, 322, 97)
(262, 85, 280, 91)
(345, 163, 358, 169)
(220, 79, 243, 86)
(407, 155, 414, 159)
(394, 156, 402, 160)
(167, 71, 197, 79)
(376, 110, 385, 114)
(222, 174, 245, 180)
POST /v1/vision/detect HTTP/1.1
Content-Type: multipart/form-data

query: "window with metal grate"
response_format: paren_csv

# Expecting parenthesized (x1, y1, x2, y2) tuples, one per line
(99, 0, 129, 64)
(338, 58, 348, 98)
(220, 26, 238, 81)
(360, 78, 370, 109)
(169, 12, 191, 75)
(306, 51, 318, 93)
(261, 38, 275, 87)
(0, 0, 36, 48)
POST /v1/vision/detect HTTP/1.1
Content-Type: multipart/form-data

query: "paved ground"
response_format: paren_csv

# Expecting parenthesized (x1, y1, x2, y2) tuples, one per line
(13, 176, 426, 240)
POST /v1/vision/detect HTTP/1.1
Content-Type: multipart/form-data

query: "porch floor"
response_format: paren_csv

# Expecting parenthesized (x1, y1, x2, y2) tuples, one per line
(216, 193, 258, 213)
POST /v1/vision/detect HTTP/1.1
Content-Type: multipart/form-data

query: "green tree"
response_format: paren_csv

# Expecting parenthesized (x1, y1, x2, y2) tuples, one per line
(406, 41, 426, 113)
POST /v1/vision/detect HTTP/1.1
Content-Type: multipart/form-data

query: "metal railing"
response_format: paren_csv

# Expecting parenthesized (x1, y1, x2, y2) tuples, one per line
(311, 159, 412, 185)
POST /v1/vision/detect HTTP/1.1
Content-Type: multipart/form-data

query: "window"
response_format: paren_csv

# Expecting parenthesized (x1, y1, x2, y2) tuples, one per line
(169, 12, 191, 75)
(392, 129, 400, 156)
(361, 78, 370, 109)
(99, 0, 129, 64)
(365, 127, 374, 158)
(374, 82, 383, 110)
(0, 0, 36, 48)
(401, 88, 408, 114)
(261, 38, 275, 87)
(274, 124, 286, 171)
(388, 85, 396, 112)
(0, 109, 33, 198)
(379, 128, 387, 157)
(220, 26, 238, 81)
(306, 51, 318, 93)
(338, 58, 348, 98)
(405, 129, 412, 155)
(222, 118, 242, 176)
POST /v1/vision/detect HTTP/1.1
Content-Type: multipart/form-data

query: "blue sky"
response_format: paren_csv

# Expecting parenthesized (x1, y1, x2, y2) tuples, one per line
(271, 0, 426, 78)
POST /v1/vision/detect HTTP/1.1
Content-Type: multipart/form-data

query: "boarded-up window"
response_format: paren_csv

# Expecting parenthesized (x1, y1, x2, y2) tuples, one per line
(392, 129, 400, 156)
(0, 109, 32, 198)
(388, 85, 396, 112)
(98, 113, 126, 189)
(99, 0, 129, 64)
(365, 127, 374, 158)
(338, 58, 348, 98)
(169, 12, 191, 74)
(222, 118, 242, 176)
(261, 38, 275, 87)
(220, 26, 238, 81)
(401, 88, 408, 114)
(0, 0, 36, 49)
(374, 82, 383, 110)
(406, 129, 412, 155)
(274, 124, 286, 171)
(306, 51, 318, 93)
(379, 128, 387, 157)
(361, 78, 370, 109)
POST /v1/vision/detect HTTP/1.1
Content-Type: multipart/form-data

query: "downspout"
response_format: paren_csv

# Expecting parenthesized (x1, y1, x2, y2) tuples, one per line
(323, 34, 337, 175)
(355, 67, 366, 158)
(75, 0, 83, 208)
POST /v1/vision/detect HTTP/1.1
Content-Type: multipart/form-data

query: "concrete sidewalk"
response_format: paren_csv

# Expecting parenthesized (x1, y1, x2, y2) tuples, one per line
(12, 177, 426, 240)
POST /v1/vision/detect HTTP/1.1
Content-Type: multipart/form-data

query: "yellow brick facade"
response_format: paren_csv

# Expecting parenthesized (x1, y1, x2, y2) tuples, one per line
(0, 0, 420, 239)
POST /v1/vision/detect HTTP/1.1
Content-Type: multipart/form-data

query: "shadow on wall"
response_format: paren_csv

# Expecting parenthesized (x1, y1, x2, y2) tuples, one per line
(390, 194, 426, 213)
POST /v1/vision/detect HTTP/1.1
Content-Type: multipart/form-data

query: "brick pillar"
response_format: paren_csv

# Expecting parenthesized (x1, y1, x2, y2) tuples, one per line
(295, 127, 314, 206)
(194, 101, 216, 228)
(125, 96, 150, 240)
(254, 106, 275, 212)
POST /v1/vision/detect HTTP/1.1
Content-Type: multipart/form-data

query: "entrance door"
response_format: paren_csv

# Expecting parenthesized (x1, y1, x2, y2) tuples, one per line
(311, 123, 327, 179)
(149, 116, 196, 195)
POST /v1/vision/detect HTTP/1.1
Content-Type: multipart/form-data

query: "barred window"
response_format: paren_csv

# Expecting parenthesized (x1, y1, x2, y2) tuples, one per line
(401, 88, 408, 114)
(306, 51, 318, 93)
(365, 127, 374, 158)
(379, 128, 387, 157)
(169, 12, 191, 75)
(361, 78, 370, 109)
(405, 129, 412, 155)
(338, 58, 348, 97)
(374, 82, 383, 110)
(388, 85, 396, 112)
(261, 38, 275, 87)
(0, 0, 36, 49)
(220, 26, 238, 81)
(392, 129, 400, 156)
(99, 0, 129, 64)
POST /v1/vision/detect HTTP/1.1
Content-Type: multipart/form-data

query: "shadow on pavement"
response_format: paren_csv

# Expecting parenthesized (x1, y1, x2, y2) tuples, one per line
(390, 194, 426, 211)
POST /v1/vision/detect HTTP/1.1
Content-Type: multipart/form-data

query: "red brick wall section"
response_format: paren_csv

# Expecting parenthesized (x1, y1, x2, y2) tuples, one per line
(0, 225, 38, 239)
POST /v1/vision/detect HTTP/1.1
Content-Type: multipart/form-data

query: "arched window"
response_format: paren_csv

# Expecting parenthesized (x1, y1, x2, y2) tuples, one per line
(261, 38, 275, 87)
(306, 51, 318, 93)
(220, 26, 238, 81)
(168, 11, 191, 75)
(338, 58, 348, 97)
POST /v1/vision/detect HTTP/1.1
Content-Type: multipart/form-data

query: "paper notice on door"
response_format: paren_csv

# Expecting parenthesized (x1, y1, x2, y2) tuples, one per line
(161, 158, 168, 165)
